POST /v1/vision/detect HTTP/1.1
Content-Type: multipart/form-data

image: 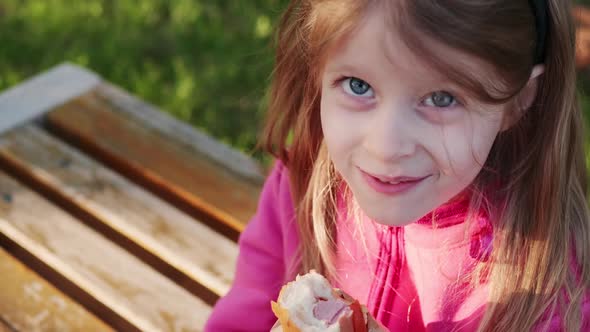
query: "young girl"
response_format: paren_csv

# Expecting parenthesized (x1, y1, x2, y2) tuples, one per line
(206, 0, 590, 331)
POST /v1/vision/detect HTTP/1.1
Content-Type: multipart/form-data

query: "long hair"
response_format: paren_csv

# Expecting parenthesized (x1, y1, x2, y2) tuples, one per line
(261, 0, 590, 330)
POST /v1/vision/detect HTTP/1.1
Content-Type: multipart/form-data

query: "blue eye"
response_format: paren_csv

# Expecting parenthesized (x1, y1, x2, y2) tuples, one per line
(423, 91, 456, 108)
(342, 77, 374, 97)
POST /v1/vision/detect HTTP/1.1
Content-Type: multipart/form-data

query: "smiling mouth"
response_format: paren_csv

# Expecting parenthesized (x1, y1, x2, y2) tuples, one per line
(359, 168, 430, 195)
(372, 175, 427, 184)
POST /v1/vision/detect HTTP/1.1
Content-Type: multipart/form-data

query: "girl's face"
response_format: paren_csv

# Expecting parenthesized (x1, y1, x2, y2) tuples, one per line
(320, 14, 510, 227)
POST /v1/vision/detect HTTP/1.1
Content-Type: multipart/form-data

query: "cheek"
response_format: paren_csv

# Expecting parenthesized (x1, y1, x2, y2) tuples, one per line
(320, 95, 336, 147)
(436, 113, 502, 177)
(320, 93, 356, 158)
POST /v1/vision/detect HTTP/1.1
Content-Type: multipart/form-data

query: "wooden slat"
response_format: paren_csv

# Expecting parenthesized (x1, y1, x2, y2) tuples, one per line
(0, 247, 112, 332)
(0, 125, 238, 300)
(98, 83, 264, 183)
(0, 170, 212, 332)
(45, 84, 264, 240)
(0, 63, 100, 134)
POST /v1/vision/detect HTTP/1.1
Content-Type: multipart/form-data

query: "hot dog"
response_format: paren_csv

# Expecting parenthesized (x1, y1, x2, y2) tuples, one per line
(271, 271, 388, 332)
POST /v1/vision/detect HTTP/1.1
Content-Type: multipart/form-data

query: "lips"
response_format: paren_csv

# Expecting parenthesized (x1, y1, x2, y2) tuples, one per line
(359, 168, 430, 195)
(370, 174, 426, 185)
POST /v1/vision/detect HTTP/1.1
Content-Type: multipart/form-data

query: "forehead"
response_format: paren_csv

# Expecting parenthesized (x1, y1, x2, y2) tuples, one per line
(322, 10, 499, 90)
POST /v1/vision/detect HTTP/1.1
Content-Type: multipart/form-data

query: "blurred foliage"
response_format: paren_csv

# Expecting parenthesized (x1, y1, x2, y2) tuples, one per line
(0, 0, 288, 164)
(1, 0, 590, 169)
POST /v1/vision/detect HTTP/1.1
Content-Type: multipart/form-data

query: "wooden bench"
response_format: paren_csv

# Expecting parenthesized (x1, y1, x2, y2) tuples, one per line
(0, 63, 265, 332)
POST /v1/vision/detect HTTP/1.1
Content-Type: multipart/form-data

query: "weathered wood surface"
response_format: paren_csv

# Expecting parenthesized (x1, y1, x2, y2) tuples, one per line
(0, 63, 269, 331)
(0, 64, 100, 135)
(0, 125, 238, 300)
(0, 247, 112, 332)
(46, 84, 264, 240)
(0, 169, 212, 332)
(98, 83, 264, 183)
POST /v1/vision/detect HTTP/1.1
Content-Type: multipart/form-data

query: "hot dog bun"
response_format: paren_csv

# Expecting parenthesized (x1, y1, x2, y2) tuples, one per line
(271, 271, 387, 332)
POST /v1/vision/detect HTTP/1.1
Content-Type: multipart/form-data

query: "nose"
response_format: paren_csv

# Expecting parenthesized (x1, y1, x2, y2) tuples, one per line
(362, 102, 417, 162)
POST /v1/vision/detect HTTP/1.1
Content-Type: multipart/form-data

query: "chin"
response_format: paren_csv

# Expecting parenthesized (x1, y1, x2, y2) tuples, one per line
(364, 210, 421, 227)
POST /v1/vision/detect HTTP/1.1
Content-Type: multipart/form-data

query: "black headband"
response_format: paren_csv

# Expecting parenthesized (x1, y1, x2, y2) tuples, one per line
(529, 0, 548, 64)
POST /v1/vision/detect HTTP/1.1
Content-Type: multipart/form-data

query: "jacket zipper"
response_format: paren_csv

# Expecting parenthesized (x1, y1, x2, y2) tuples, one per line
(367, 226, 405, 327)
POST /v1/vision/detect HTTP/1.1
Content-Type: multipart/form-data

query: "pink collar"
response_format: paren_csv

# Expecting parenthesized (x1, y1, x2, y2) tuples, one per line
(403, 195, 493, 262)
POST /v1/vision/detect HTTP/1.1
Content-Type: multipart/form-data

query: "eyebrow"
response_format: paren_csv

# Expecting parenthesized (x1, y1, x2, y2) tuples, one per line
(323, 62, 367, 75)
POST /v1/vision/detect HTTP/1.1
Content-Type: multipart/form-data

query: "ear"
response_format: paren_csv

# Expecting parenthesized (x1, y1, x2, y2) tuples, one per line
(501, 64, 545, 131)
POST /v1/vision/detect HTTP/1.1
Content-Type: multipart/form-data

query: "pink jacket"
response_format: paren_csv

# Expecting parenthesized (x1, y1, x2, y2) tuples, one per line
(205, 161, 589, 331)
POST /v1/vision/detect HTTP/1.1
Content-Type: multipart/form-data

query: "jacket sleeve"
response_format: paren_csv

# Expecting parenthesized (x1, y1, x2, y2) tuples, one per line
(204, 161, 293, 332)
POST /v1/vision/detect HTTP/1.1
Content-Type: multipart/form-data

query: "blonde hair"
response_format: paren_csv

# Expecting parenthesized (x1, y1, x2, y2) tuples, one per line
(261, 0, 590, 330)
